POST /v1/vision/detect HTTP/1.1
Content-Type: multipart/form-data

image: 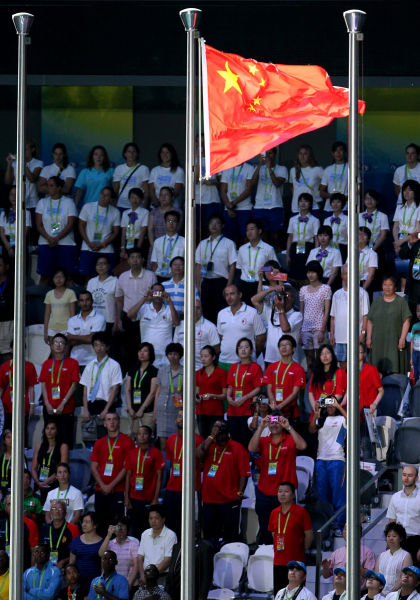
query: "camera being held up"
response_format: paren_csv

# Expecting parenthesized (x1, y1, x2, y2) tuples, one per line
(319, 394, 336, 408)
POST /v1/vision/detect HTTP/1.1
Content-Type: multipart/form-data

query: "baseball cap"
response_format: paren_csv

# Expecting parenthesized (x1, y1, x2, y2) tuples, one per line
(287, 561, 306, 573)
(365, 570, 386, 586)
(402, 566, 420, 578)
(334, 567, 346, 575)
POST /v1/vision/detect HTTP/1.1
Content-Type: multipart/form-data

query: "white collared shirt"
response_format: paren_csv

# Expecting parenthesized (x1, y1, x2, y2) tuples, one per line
(80, 355, 122, 401)
(275, 585, 317, 600)
(120, 206, 149, 240)
(150, 234, 185, 276)
(321, 162, 349, 210)
(322, 590, 347, 600)
(386, 487, 420, 536)
(385, 590, 420, 600)
(323, 213, 349, 246)
(287, 213, 320, 243)
(237, 240, 277, 282)
(67, 310, 106, 366)
(306, 245, 343, 278)
(138, 525, 177, 571)
(393, 163, 420, 205)
(357, 247, 378, 281)
(217, 302, 266, 363)
(174, 316, 220, 369)
(260, 306, 303, 363)
(359, 210, 390, 243)
(138, 303, 175, 363)
(195, 235, 237, 279)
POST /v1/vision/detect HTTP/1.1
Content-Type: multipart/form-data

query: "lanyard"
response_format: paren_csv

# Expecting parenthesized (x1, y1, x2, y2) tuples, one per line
(57, 485, 70, 500)
(95, 204, 109, 231)
(402, 204, 416, 228)
(162, 235, 179, 260)
(7, 361, 12, 390)
(32, 566, 46, 588)
(95, 575, 115, 599)
(0, 571, 8, 594)
(359, 249, 367, 274)
(334, 163, 346, 190)
(213, 446, 226, 464)
(330, 216, 341, 241)
(1, 455, 11, 481)
(264, 167, 273, 194)
(50, 522, 67, 551)
(174, 434, 183, 461)
(275, 362, 293, 389)
(67, 585, 79, 600)
(322, 373, 336, 393)
(5, 522, 7, 544)
(360, 362, 365, 373)
(43, 447, 55, 469)
(299, 169, 313, 192)
(405, 165, 414, 180)
(134, 368, 147, 389)
(0, 279, 7, 297)
(107, 434, 120, 461)
(269, 438, 284, 461)
(297, 217, 308, 241)
(204, 236, 223, 261)
(169, 371, 182, 394)
(277, 510, 291, 534)
(235, 363, 250, 390)
(90, 357, 109, 389)
(364, 209, 378, 237)
(49, 197, 62, 223)
(248, 245, 261, 270)
(136, 446, 150, 475)
(51, 359, 64, 387)
(230, 165, 243, 191)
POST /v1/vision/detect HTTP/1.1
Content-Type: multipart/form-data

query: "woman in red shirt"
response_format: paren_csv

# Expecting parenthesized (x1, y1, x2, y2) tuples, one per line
(308, 344, 347, 411)
(195, 345, 227, 438)
(227, 337, 262, 447)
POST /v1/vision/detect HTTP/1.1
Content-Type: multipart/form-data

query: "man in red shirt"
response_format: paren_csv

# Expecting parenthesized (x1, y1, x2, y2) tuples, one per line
(197, 420, 250, 546)
(90, 412, 134, 531)
(268, 482, 313, 595)
(165, 409, 203, 539)
(124, 425, 165, 537)
(263, 335, 306, 426)
(39, 333, 80, 448)
(358, 342, 384, 459)
(248, 410, 307, 544)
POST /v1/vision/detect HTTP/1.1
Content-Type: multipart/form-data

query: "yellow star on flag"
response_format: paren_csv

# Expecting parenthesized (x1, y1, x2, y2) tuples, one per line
(217, 61, 242, 94)
(248, 64, 258, 75)
(253, 96, 262, 106)
(248, 104, 256, 112)
(259, 78, 266, 87)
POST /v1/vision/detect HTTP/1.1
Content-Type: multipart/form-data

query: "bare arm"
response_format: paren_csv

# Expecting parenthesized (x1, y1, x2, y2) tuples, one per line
(304, 528, 314, 550)
(227, 262, 236, 286)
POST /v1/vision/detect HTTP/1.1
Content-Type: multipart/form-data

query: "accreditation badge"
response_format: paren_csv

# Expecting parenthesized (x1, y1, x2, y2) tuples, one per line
(39, 466, 50, 481)
(104, 462, 113, 477)
(268, 462, 277, 475)
(275, 389, 283, 403)
(234, 391, 243, 402)
(135, 477, 144, 491)
(208, 464, 218, 477)
(173, 463, 181, 476)
(50, 222, 61, 236)
(275, 534, 285, 552)
(50, 551, 58, 564)
(172, 394, 183, 408)
(51, 386, 61, 401)
(93, 231, 102, 242)
(133, 390, 142, 405)
(296, 241, 306, 254)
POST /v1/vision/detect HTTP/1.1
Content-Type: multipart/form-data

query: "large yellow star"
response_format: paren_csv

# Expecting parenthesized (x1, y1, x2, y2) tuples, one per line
(217, 61, 242, 94)
(253, 96, 262, 106)
(248, 64, 258, 76)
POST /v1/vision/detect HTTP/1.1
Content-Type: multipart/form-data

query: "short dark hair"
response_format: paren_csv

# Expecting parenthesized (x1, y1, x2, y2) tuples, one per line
(82, 511, 99, 527)
(56, 462, 70, 474)
(306, 260, 324, 279)
(123, 142, 140, 157)
(52, 332, 67, 344)
(128, 187, 144, 200)
(278, 481, 296, 494)
(330, 192, 346, 207)
(318, 225, 333, 238)
(236, 337, 253, 354)
(92, 331, 109, 347)
(332, 140, 347, 153)
(246, 218, 263, 230)
(138, 425, 153, 437)
(298, 192, 314, 208)
(148, 504, 166, 518)
(113, 515, 130, 528)
(170, 256, 184, 267)
(384, 521, 407, 542)
(359, 226, 372, 241)
(165, 210, 180, 222)
(64, 563, 80, 576)
(138, 342, 156, 364)
(165, 342, 184, 358)
(78, 290, 93, 302)
(278, 334, 296, 349)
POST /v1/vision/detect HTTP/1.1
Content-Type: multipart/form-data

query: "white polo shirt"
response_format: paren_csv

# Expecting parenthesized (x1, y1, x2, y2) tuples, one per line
(359, 210, 390, 244)
(275, 585, 317, 600)
(113, 162, 150, 209)
(386, 488, 420, 536)
(87, 275, 117, 323)
(261, 305, 303, 363)
(254, 165, 288, 209)
(36, 196, 78, 246)
(357, 247, 378, 282)
(323, 213, 349, 246)
(174, 316, 220, 369)
(67, 310, 106, 366)
(138, 525, 177, 571)
(138, 303, 174, 363)
(150, 234, 185, 277)
(195, 159, 220, 205)
(393, 204, 420, 236)
(195, 235, 237, 279)
(80, 355, 123, 401)
(220, 163, 255, 210)
(330, 287, 369, 344)
(393, 163, 420, 205)
(43, 485, 84, 522)
(121, 207, 149, 246)
(306, 246, 343, 278)
(287, 214, 320, 243)
(321, 162, 349, 211)
(79, 202, 121, 252)
(237, 241, 277, 282)
(217, 302, 266, 363)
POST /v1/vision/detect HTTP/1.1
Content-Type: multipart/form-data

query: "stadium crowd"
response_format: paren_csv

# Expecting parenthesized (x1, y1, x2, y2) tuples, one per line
(0, 138, 420, 600)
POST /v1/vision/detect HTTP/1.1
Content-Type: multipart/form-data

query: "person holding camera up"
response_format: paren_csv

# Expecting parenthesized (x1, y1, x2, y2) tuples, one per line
(308, 344, 346, 411)
(309, 395, 347, 536)
(248, 409, 307, 544)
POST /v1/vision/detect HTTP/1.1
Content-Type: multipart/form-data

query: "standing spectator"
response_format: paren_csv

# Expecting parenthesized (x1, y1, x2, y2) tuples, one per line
(154, 343, 184, 450)
(237, 218, 277, 305)
(0, 185, 31, 261)
(195, 134, 221, 240)
(43, 462, 84, 525)
(113, 142, 150, 210)
(269, 486, 313, 595)
(39, 333, 79, 447)
(149, 143, 185, 208)
(411, 305, 420, 381)
(386, 465, 420, 560)
(39, 500, 75, 568)
(274, 562, 316, 600)
(249, 413, 307, 544)
(78, 186, 121, 278)
(174, 300, 220, 370)
(358, 227, 378, 291)
(226, 337, 262, 447)
(195, 345, 227, 439)
(43, 269, 77, 344)
(67, 290, 106, 369)
(393, 143, 420, 205)
(120, 188, 149, 256)
(69, 513, 103, 589)
(198, 421, 250, 545)
(286, 193, 320, 281)
(150, 211, 185, 280)
(126, 342, 158, 431)
(37, 142, 76, 195)
(90, 412, 134, 525)
(147, 187, 182, 250)
(137, 505, 177, 586)
(359, 190, 389, 253)
(99, 517, 139, 589)
(195, 213, 237, 324)
(323, 193, 348, 260)
(320, 141, 348, 214)
(31, 421, 69, 502)
(217, 284, 266, 372)
(35, 176, 78, 284)
(0, 347, 36, 436)
(0, 550, 8, 600)
(87, 549, 130, 600)
(220, 161, 255, 241)
(299, 261, 332, 372)
(87, 256, 118, 338)
(308, 345, 347, 411)
(124, 426, 165, 537)
(306, 225, 343, 288)
(289, 145, 323, 216)
(386, 567, 420, 600)
(74, 145, 114, 208)
(163, 256, 198, 319)
(393, 180, 420, 293)
(23, 543, 62, 600)
(375, 523, 412, 596)
(0, 257, 13, 363)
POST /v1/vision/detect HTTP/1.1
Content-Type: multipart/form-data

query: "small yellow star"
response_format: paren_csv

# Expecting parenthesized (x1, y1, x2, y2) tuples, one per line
(253, 96, 262, 106)
(248, 104, 256, 112)
(248, 64, 258, 75)
(259, 78, 266, 87)
(217, 61, 242, 94)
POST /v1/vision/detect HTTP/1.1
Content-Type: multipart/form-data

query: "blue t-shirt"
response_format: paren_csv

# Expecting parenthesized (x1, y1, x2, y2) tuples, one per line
(69, 536, 102, 586)
(87, 572, 129, 600)
(75, 168, 114, 207)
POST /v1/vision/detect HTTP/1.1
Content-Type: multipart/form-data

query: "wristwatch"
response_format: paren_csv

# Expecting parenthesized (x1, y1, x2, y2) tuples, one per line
(361, 330, 366, 335)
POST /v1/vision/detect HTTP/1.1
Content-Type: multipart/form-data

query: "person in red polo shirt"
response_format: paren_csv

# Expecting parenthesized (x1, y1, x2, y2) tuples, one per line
(308, 344, 347, 411)
(248, 410, 307, 544)
(263, 334, 306, 427)
(358, 342, 384, 459)
(0, 340, 37, 444)
(165, 409, 203, 540)
(198, 420, 250, 546)
(90, 412, 134, 532)
(39, 333, 80, 448)
(268, 482, 313, 595)
(124, 425, 165, 537)
(195, 345, 227, 438)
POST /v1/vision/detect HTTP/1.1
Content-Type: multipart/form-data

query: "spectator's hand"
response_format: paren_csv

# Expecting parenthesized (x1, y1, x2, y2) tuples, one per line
(140, 574, 146, 587)
(369, 403, 377, 415)
(409, 232, 420, 245)
(99, 410, 107, 421)
(162, 291, 171, 302)
(6, 154, 13, 165)
(82, 407, 90, 423)
(101, 483, 112, 495)
(330, 333, 336, 346)
(261, 415, 271, 428)
(210, 421, 222, 438)
(113, 320, 124, 334)
(48, 236, 58, 247)
(136, 408, 144, 419)
(145, 289, 154, 302)
(317, 329, 325, 344)
(55, 404, 64, 415)
(366, 336, 372, 349)
(398, 337, 406, 350)
(44, 332, 49, 345)
(45, 402, 54, 415)
(314, 402, 321, 417)
(359, 331, 365, 343)
(228, 209, 236, 218)
(279, 416, 291, 430)
(107, 524, 115, 537)
(7, 247, 14, 258)
(94, 583, 106, 596)
(124, 496, 132, 509)
(128, 408, 135, 419)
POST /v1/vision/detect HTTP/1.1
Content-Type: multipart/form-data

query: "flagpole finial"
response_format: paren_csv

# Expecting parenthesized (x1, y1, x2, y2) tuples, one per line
(343, 9, 366, 33)
(12, 12, 34, 35)
(179, 8, 201, 31)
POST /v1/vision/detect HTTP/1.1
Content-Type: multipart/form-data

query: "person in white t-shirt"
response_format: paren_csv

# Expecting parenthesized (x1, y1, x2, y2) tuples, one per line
(320, 141, 348, 214)
(358, 227, 378, 291)
(4, 140, 43, 222)
(37, 142, 76, 196)
(113, 142, 150, 210)
(173, 300, 220, 369)
(306, 225, 343, 288)
(43, 462, 84, 524)
(393, 143, 420, 206)
(195, 134, 221, 240)
(120, 187, 149, 258)
(87, 256, 118, 331)
(220, 162, 255, 242)
(149, 143, 185, 209)
(393, 180, 420, 293)
(289, 145, 323, 216)
(323, 193, 348, 261)
(0, 185, 31, 261)
(150, 211, 185, 280)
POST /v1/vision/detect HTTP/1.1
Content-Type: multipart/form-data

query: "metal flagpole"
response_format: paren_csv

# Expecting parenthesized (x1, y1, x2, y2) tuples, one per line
(10, 11, 34, 600)
(179, 8, 201, 600)
(343, 9, 366, 600)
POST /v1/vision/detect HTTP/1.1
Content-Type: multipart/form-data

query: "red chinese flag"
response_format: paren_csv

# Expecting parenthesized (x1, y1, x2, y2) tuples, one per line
(202, 43, 365, 175)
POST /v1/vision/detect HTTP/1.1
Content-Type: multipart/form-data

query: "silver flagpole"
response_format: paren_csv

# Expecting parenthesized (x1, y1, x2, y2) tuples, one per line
(179, 7, 201, 600)
(11, 11, 34, 600)
(343, 9, 365, 600)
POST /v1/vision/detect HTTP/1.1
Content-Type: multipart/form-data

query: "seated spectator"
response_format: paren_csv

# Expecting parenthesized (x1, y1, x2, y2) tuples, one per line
(37, 142, 76, 195)
(81, 332, 123, 423)
(358, 227, 378, 291)
(133, 563, 171, 600)
(99, 517, 139, 589)
(23, 469, 43, 523)
(137, 504, 177, 586)
(23, 543, 61, 600)
(323, 192, 348, 260)
(124, 425, 164, 536)
(87, 256, 118, 337)
(69, 512, 103, 589)
(155, 343, 184, 449)
(74, 145, 114, 207)
(0, 550, 8, 600)
(56, 563, 87, 600)
(39, 333, 80, 448)
(321, 567, 347, 600)
(149, 143, 185, 208)
(198, 420, 250, 545)
(362, 570, 386, 600)
(120, 188, 149, 256)
(0, 256, 13, 363)
(163, 255, 199, 319)
(78, 186, 121, 278)
(306, 225, 342, 288)
(219, 161, 255, 242)
(87, 550, 129, 600)
(43, 269, 76, 344)
(113, 142, 150, 210)
(308, 344, 346, 411)
(287, 193, 320, 281)
(375, 523, 412, 596)
(0, 185, 31, 261)
(386, 566, 420, 600)
(31, 420, 69, 502)
(40, 499, 75, 568)
(274, 561, 316, 600)
(126, 342, 158, 431)
(195, 345, 227, 439)
(150, 211, 185, 280)
(174, 299, 220, 370)
(67, 290, 106, 370)
(320, 141, 348, 214)
(43, 462, 84, 525)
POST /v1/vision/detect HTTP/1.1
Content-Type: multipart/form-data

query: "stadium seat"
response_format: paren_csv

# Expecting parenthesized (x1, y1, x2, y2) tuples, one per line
(220, 542, 249, 567)
(410, 380, 420, 417)
(296, 455, 314, 503)
(69, 448, 93, 494)
(207, 588, 236, 600)
(254, 544, 274, 558)
(377, 374, 409, 419)
(394, 418, 420, 464)
(212, 552, 244, 590)
(25, 324, 51, 366)
(247, 554, 273, 592)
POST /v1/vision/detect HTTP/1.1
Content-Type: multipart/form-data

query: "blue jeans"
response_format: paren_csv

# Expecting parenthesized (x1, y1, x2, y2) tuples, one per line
(315, 459, 346, 527)
(413, 349, 420, 381)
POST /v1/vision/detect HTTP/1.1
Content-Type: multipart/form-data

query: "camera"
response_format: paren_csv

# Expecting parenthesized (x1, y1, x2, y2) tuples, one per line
(319, 395, 336, 408)
(152, 291, 163, 297)
(270, 416, 279, 423)
(276, 291, 286, 301)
